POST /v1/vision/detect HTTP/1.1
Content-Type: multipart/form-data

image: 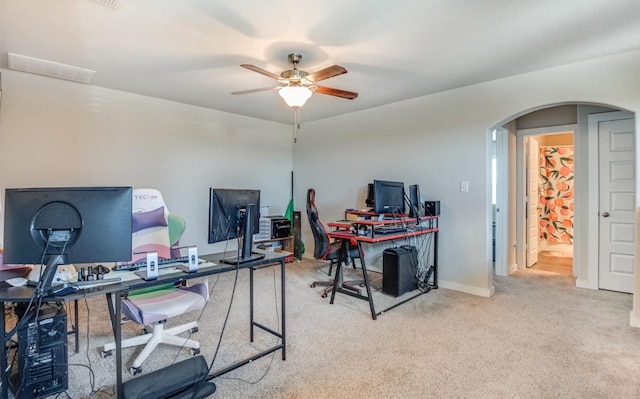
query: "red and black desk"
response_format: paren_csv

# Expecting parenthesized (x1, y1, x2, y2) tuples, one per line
(327, 214, 439, 320)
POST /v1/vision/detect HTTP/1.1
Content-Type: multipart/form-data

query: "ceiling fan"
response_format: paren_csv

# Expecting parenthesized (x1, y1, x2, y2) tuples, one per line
(231, 53, 358, 108)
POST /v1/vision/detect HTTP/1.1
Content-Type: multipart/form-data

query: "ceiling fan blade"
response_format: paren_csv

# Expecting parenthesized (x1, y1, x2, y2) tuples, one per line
(231, 86, 280, 95)
(307, 65, 347, 82)
(240, 64, 280, 80)
(315, 86, 358, 100)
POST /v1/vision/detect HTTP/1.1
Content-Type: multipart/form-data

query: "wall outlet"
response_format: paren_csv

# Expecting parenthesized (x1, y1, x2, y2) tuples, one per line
(460, 181, 469, 192)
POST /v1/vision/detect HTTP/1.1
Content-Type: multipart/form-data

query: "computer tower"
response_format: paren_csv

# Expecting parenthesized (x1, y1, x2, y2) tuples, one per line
(382, 246, 418, 297)
(293, 211, 302, 259)
(424, 200, 441, 216)
(16, 303, 68, 399)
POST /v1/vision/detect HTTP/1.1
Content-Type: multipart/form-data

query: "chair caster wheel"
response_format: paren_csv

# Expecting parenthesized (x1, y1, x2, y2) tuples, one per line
(101, 350, 112, 358)
(321, 293, 327, 298)
(131, 366, 142, 375)
(310, 283, 316, 288)
(141, 327, 150, 335)
(191, 326, 199, 333)
(191, 348, 201, 356)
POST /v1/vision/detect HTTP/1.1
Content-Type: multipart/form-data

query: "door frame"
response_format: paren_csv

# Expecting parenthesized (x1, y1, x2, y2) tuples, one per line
(515, 124, 577, 272)
(493, 128, 509, 276)
(587, 111, 634, 290)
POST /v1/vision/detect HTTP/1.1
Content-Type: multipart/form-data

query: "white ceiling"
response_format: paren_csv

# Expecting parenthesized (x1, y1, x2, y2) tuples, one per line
(2, 0, 640, 124)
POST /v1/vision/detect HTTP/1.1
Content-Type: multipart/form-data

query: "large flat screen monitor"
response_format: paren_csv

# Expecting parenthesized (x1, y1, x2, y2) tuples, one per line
(3, 186, 133, 296)
(208, 188, 264, 264)
(373, 180, 406, 215)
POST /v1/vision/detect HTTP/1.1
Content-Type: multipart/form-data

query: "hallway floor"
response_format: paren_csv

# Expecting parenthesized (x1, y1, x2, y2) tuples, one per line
(529, 250, 573, 275)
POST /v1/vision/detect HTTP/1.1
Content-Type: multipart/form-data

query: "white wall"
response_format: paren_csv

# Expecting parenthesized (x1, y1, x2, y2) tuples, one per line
(293, 49, 640, 301)
(0, 70, 293, 255)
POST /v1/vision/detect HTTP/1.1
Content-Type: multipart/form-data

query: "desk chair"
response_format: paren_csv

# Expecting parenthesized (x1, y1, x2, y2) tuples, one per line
(306, 188, 364, 298)
(102, 188, 208, 375)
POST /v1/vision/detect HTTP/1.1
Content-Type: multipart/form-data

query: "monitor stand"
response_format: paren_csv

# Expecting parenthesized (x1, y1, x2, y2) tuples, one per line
(221, 203, 265, 265)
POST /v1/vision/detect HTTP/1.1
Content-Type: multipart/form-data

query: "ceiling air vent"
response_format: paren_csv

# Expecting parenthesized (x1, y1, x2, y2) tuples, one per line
(89, 0, 124, 8)
(8, 53, 96, 84)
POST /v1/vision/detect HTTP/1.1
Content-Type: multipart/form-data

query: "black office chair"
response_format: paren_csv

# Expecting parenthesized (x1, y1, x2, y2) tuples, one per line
(306, 188, 364, 298)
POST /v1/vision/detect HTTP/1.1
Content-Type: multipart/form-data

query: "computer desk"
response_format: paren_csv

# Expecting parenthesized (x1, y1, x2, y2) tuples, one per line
(0, 251, 288, 399)
(327, 215, 439, 320)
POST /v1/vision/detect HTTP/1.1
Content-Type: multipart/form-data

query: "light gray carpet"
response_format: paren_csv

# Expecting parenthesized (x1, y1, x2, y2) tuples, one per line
(11, 258, 640, 398)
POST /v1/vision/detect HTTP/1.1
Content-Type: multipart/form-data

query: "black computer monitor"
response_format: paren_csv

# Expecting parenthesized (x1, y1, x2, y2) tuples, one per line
(3, 187, 133, 296)
(208, 188, 264, 264)
(409, 184, 421, 217)
(373, 180, 406, 214)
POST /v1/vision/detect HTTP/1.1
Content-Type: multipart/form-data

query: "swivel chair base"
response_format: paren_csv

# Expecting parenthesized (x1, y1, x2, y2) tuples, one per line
(311, 279, 363, 298)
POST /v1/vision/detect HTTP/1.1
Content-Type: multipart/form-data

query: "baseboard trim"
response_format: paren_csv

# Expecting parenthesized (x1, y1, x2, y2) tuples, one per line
(576, 278, 598, 290)
(630, 311, 640, 328)
(438, 280, 493, 297)
(508, 263, 517, 275)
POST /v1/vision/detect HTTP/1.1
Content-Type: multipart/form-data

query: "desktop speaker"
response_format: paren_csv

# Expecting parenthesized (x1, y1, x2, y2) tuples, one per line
(382, 246, 418, 297)
(424, 201, 440, 216)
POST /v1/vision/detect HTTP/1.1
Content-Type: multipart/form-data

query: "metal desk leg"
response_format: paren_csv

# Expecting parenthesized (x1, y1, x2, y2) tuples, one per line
(106, 292, 124, 399)
(1, 302, 7, 399)
(280, 258, 286, 360)
(357, 241, 377, 320)
(74, 300, 79, 353)
(250, 265, 254, 342)
(433, 229, 439, 288)
(115, 292, 123, 399)
(330, 239, 377, 320)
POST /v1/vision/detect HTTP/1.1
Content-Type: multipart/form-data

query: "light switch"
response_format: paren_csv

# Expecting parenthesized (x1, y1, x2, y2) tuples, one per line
(460, 181, 469, 192)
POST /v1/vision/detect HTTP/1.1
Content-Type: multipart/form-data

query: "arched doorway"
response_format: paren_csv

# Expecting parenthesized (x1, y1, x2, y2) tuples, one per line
(491, 103, 636, 294)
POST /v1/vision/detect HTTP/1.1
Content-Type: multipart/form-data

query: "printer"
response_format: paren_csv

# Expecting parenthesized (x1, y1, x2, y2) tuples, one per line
(266, 216, 292, 239)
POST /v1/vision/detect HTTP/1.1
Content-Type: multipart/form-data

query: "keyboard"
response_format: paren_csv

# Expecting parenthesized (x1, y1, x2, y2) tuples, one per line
(373, 226, 408, 235)
(112, 256, 190, 272)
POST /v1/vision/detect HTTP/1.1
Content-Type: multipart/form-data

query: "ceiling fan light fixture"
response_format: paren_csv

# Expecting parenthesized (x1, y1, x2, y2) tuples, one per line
(278, 85, 312, 108)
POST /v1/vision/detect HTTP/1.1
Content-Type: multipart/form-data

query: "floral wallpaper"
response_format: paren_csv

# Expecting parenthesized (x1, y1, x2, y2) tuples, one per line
(539, 146, 574, 244)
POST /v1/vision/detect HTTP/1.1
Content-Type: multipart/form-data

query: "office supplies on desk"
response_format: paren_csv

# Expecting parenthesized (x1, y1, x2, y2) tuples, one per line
(71, 277, 122, 288)
(6, 277, 29, 287)
(112, 255, 191, 271)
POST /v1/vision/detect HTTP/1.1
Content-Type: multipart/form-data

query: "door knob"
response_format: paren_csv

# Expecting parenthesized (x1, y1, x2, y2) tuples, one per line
(602, 212, 610, 217)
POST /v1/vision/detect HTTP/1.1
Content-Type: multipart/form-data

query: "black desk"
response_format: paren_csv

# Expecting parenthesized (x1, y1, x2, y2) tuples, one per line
(327, 216, 439, 320)
(0, 251, 288, 399)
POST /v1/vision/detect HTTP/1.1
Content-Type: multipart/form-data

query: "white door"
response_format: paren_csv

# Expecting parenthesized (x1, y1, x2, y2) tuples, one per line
(527, 137, 540, 267)
(598, 117, 635, 293)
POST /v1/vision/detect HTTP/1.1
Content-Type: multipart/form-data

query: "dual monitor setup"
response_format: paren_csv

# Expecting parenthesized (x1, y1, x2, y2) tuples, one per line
(366, 180, 424, 217)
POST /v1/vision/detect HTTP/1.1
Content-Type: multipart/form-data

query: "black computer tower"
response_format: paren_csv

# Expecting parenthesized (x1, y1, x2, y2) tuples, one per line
(383, 246, 419, 297)
(16, 303, 68, 399)
(293, 211, 302, 259)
